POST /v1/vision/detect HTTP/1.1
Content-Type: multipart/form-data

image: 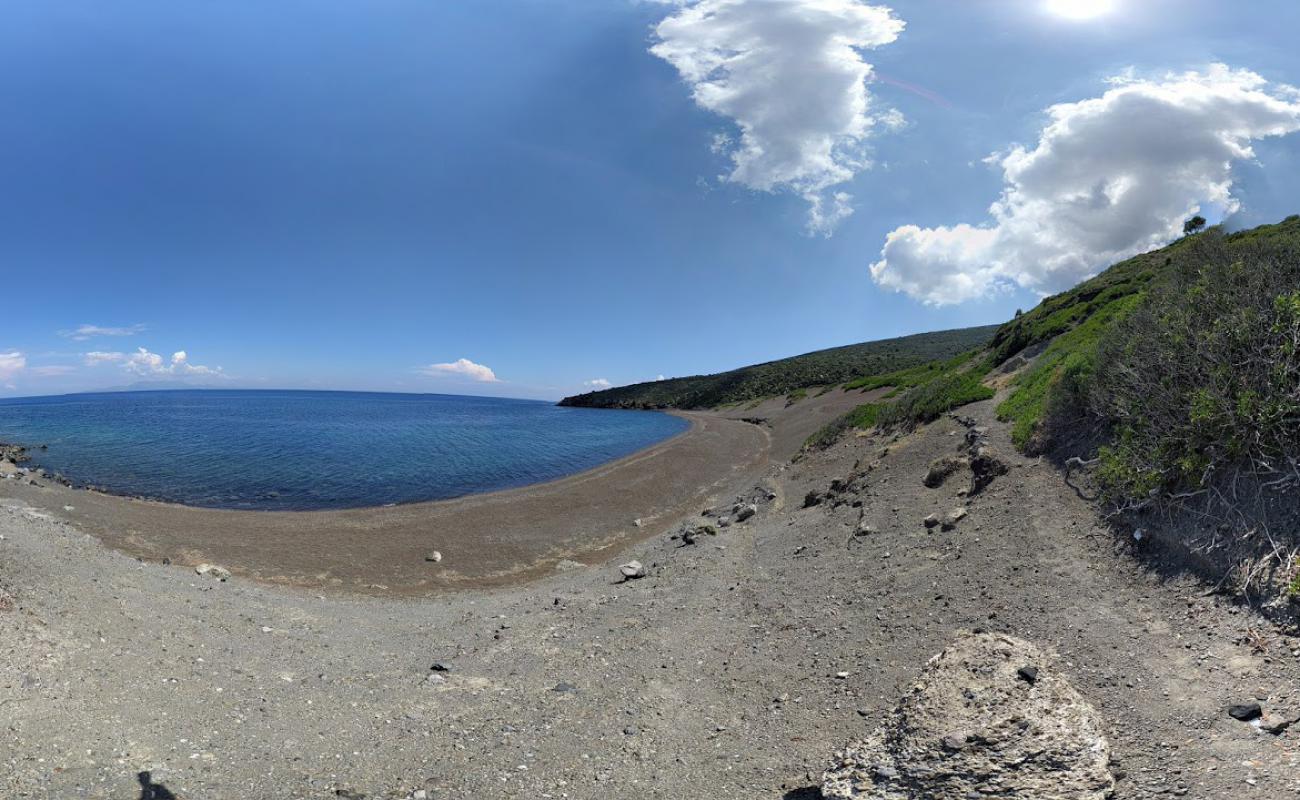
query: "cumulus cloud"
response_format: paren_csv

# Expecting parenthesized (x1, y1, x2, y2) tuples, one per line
(59, 323, 146, 341)
(420, 358, 501, 383)
(84, 347, 222, 377)
(0, 351, 26, 380)
(871, 65, 1300, 304)
(126, 348, 223, 377)
(584, 378, 613, 389)
(651, 0, 905, 234)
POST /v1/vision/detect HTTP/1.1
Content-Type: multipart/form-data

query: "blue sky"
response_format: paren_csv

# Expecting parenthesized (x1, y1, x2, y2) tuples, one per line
(3, 0, 1300, 399)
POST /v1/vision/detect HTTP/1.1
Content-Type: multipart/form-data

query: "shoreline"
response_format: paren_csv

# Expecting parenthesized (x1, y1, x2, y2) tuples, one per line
(1, 408, 695, 514)
(0, 411, 771, 595)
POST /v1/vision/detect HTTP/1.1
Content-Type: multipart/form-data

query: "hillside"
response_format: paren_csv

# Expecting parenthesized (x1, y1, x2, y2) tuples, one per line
(803, 214, 1300, 608)
(558, 325, 999, 409)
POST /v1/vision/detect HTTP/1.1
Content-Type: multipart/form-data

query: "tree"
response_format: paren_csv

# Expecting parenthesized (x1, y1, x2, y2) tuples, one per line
(1183, 215, 1207, 236)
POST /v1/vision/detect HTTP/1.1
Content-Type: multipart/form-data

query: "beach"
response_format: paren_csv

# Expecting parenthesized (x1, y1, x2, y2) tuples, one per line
(0, 411, 771, 594)
(2, 392, 1299, 798)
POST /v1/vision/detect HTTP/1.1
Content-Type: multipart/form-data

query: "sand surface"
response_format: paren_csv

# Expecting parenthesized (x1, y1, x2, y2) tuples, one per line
(0, 411, 768, 594)
(2, 392, 1299, 798)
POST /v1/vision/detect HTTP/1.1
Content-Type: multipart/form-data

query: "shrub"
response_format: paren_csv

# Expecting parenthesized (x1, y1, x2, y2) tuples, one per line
(876, 366, 994, 429)
(804, 403, 882, 450)
(1083, 235, 1300, 504)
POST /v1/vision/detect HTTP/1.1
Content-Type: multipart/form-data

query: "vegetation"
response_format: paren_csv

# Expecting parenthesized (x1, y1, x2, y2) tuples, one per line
(995, 292, 1143, 449)
(842, 350, 977, 393)
(1085, 231, 1300, 504)
(803, 402, 883, 450)
(876, 361, 995, 428)
(559, 325, 999, 409)
(806, 354, 993, 449)
(996, 216, 1300, 484)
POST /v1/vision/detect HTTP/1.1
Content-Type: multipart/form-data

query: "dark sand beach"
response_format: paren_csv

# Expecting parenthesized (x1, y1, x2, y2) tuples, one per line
(0, 411, 771, 594)
(2, 390, 1299, 798)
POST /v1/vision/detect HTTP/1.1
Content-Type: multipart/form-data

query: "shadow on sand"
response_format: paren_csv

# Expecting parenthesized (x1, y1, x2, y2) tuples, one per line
(137, 771, 177, 800)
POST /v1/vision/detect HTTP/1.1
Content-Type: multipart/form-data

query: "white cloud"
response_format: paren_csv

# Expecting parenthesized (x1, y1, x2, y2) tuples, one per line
(85, 347, 223, 377)
(31, 365, 76, 377)
(0, 351, 26, 380)
(84, 351, 126, 366)
(651, 0, 905, 234)
(871, 65, 1300, 304)
(584, 378, 613, 389)
(60, 323, 146, 341)
(420, 358, 501, 383)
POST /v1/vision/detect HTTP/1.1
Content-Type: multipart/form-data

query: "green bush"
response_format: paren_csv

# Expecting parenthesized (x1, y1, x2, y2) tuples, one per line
(804, 403, 882, 450)
(806, 356, 994, 449)
(996, 293, 1143, 450)
(1080, 234, 1300, 504)
(876, 365, 994, 429)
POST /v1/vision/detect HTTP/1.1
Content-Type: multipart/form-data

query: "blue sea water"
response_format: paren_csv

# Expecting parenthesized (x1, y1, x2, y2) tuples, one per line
(0, 390, 687, 511)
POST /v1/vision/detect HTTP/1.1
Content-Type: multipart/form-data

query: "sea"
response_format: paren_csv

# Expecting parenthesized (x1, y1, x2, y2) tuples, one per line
(0, 390, 686, 511)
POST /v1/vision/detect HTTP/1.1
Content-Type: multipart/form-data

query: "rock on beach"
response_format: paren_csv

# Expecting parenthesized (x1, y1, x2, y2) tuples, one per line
(823, 631, 1114, 799)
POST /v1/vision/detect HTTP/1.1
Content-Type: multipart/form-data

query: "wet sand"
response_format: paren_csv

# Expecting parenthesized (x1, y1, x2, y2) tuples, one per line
(0, 411, 769, 594)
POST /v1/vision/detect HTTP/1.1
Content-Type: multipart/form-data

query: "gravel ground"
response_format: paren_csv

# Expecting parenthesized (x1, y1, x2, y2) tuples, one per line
(2, 398, 1298, 798)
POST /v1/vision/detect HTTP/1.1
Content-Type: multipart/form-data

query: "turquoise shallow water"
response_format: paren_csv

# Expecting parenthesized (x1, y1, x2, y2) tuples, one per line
(0, 390, 688, 511)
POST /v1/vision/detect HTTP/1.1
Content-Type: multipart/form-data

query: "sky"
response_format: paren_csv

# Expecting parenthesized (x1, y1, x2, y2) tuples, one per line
(3, 0, 1300, 400)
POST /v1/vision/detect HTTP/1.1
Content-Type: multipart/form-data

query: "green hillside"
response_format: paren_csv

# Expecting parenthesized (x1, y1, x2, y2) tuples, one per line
(558, 325, 1000, 409)
(806, 215, 1300, 489)
(997, 215, 1300, 504)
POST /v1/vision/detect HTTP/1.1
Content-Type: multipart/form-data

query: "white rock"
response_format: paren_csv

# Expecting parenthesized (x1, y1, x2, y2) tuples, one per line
(619, 560, 646, 580)
(823, 632, 1114, 799)
(194, 563, 231, 581)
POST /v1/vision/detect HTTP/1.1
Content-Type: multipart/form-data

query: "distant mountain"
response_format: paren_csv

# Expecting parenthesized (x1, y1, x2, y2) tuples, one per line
(96, 380, 231, 393)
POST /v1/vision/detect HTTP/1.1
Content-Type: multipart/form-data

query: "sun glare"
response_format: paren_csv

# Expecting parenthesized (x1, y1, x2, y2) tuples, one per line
(1045, 0, 1118, 20)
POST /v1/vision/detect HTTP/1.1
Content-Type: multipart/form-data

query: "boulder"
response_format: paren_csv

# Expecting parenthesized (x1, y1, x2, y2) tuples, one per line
(969, 448, 1010, 495)
(618, 561, 646, 580)
(940, 507, 967, 531)
(194, 563, 232, 581)
(922, 456, 968, 489)
(822, 631, 1114, 800)
(735, 504, 758, 522)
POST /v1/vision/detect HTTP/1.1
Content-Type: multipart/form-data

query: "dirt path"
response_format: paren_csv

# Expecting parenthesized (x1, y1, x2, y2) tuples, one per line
(1, 398, 1297, 798)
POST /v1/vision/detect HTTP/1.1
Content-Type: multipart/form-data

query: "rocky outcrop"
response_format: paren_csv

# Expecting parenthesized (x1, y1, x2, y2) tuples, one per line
(823, 632, 1114, 799)
(923, 456, 969, 489)
(0, 442, 30, 464)
(969, 449, 1009, 496)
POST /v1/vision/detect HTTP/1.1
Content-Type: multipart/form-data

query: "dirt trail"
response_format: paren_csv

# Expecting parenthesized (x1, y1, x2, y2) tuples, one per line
(1, 397, 1297, 798)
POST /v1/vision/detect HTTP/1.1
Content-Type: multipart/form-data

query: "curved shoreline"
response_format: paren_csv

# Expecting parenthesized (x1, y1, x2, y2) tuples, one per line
(3, 408, 695, 514)
(0, 411, 771, 595)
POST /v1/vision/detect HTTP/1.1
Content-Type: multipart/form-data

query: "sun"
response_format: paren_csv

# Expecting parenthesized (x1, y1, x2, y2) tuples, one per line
(1044, 0, 1118, 19)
